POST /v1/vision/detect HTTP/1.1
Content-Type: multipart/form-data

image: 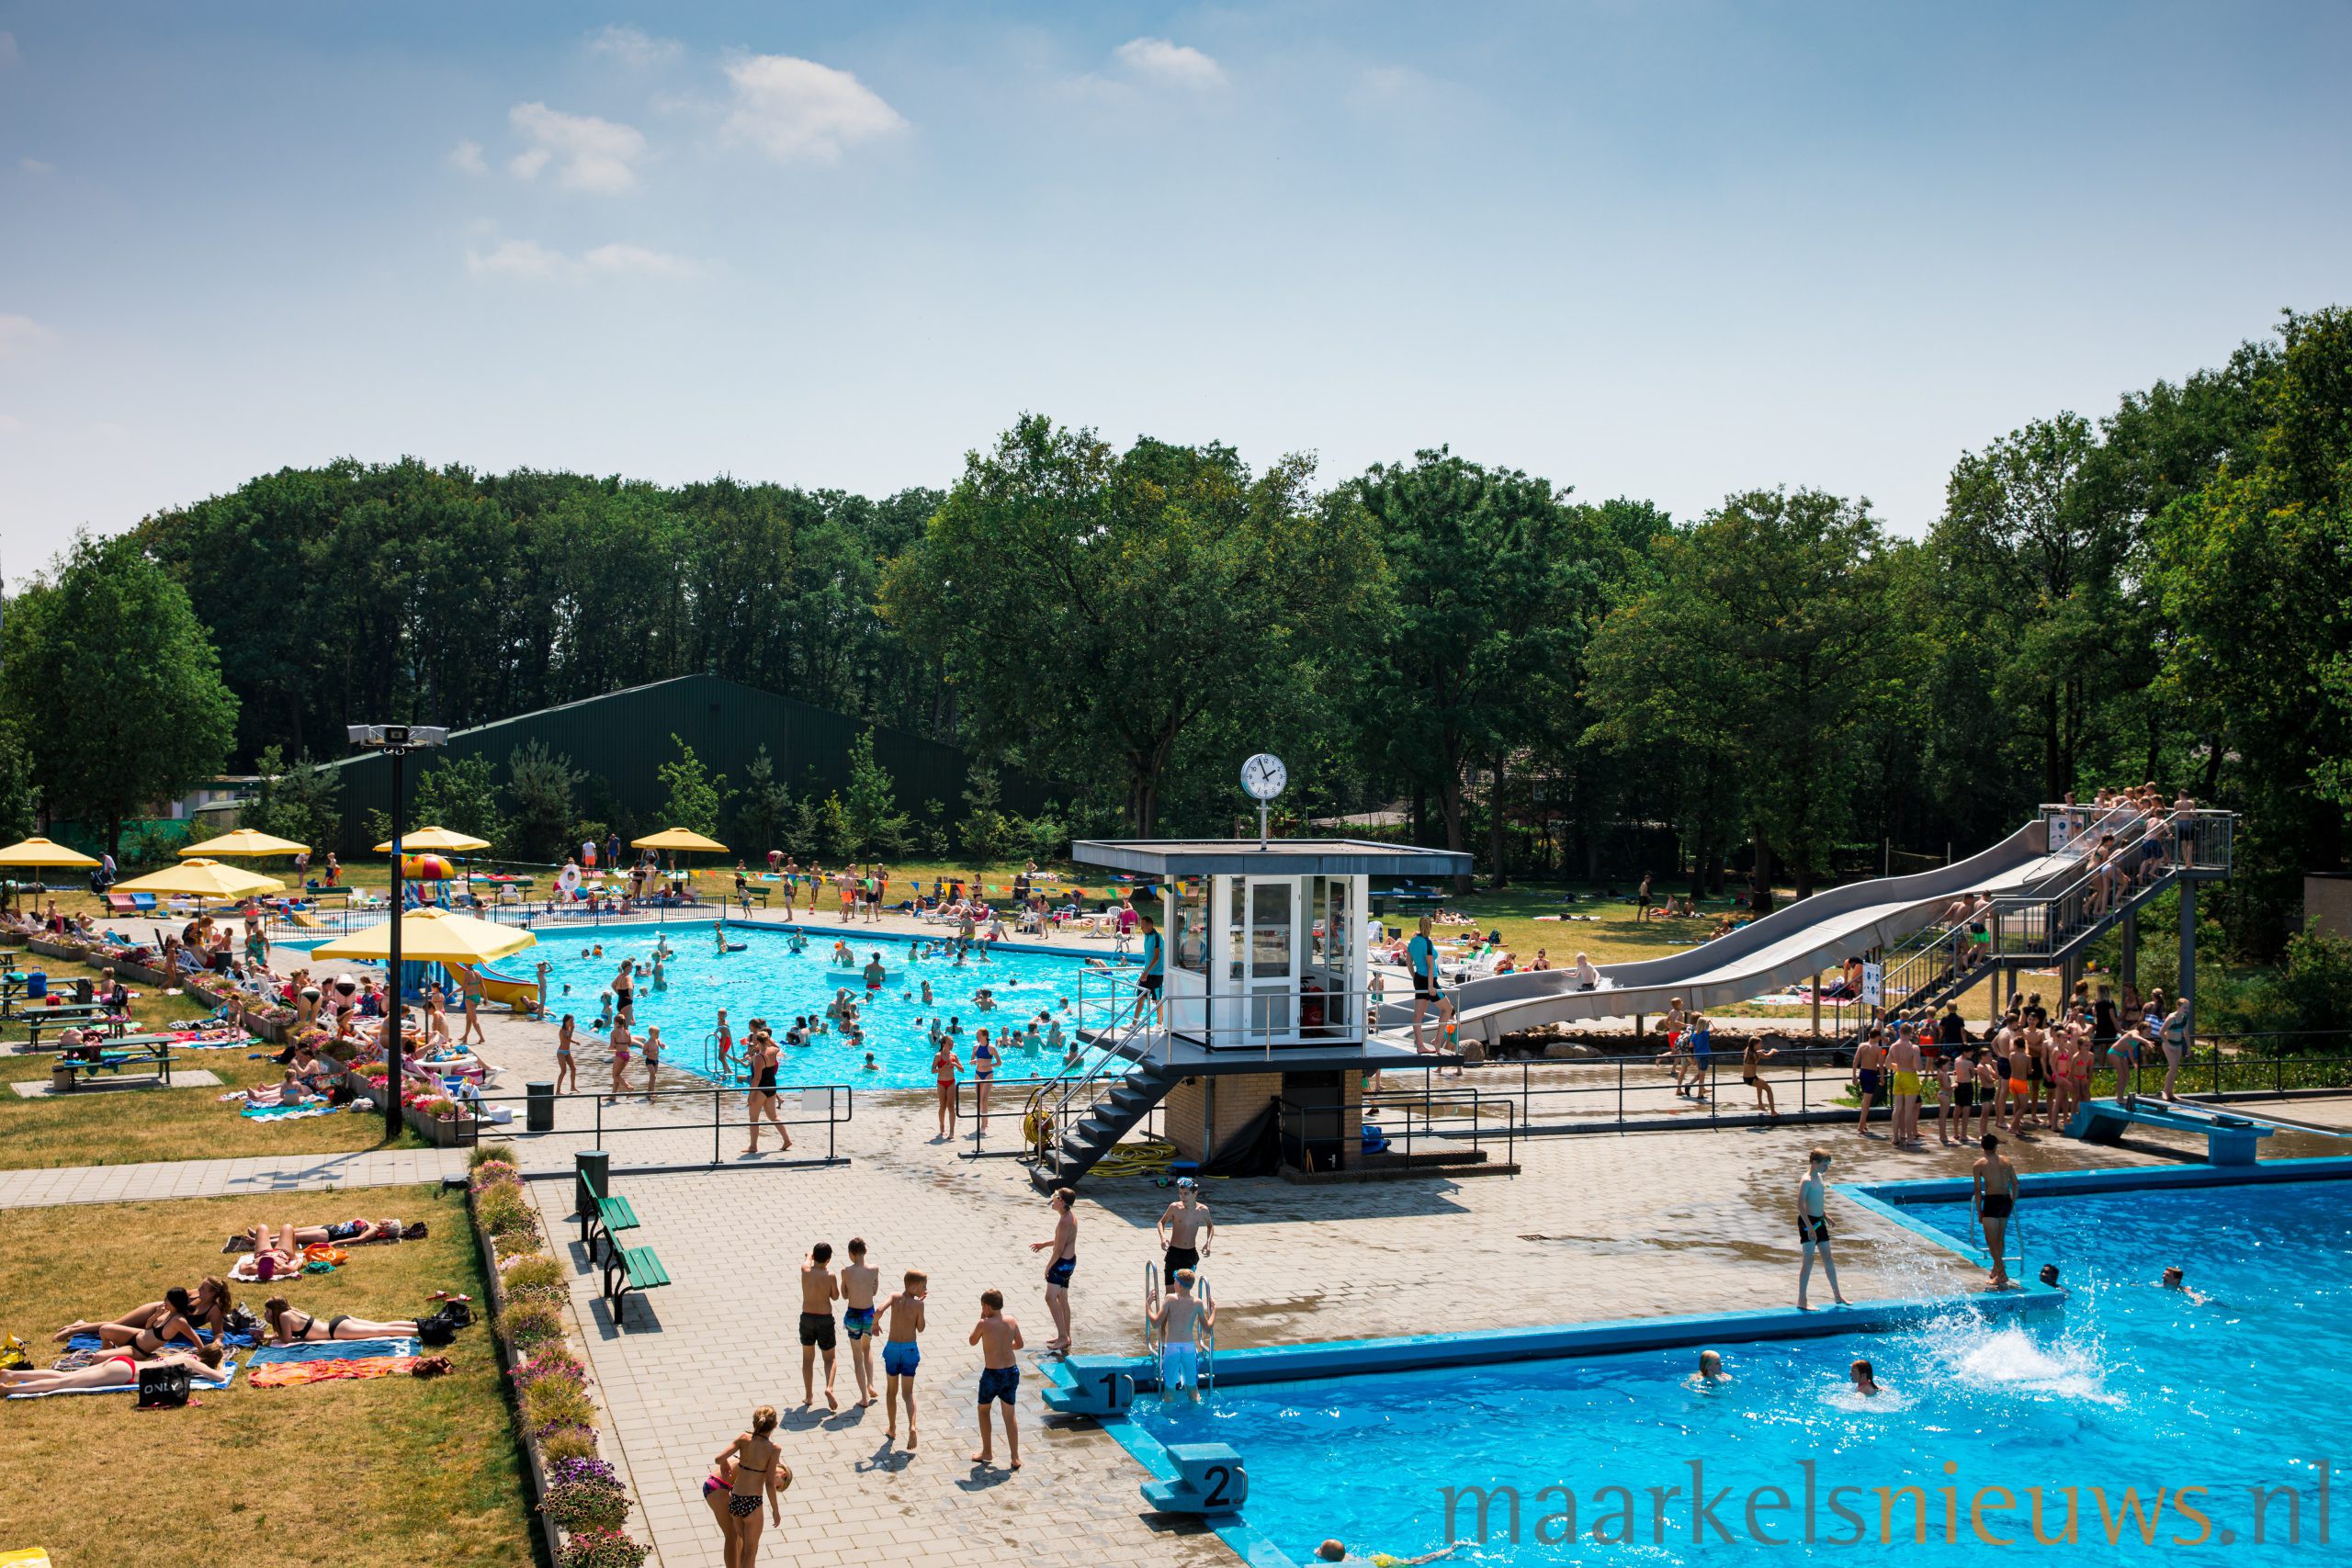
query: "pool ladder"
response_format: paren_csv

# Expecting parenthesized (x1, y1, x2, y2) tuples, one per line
(1143, 1261, 1214, 1396)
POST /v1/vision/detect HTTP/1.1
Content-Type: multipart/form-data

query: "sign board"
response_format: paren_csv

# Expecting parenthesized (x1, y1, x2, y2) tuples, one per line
(1860, 962, 1883, 1009)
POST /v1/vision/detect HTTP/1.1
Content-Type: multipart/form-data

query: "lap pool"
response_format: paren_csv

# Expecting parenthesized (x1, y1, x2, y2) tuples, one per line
(1113, 1168, 2351, 1567)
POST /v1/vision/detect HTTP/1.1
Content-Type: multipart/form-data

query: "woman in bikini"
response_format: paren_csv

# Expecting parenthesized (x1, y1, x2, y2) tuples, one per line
(555, 1014, 579, 1094)
(744, 1026, 791, 1155)
(52, 1280, 222, 1349)
(933, 1033, 962, 1141)
(970, 1028, 997, 1130)
(262, 1298, 421, 1344)
(3, 1345, 224, 1395)
(713, 1404, 789, 1568)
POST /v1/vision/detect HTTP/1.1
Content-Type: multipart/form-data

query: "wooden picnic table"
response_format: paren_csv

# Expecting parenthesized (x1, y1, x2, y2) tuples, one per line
(51, 1038, 174, 1089)
(18, 1008, 126, 1048)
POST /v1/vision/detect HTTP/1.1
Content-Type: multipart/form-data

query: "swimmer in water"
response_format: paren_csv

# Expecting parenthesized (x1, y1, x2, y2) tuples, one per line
(862, 1052, 879, 1072)
(1689, 1349, 1729, 1387)
(1849, 1359, 1880, 1397)
(2159, 1266, 2210, 1304)
(650, 952, 667, 990)
(1314, 1544, 1454, 1566)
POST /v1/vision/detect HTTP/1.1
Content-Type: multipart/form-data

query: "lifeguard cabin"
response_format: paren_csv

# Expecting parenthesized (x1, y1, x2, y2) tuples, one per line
(1041, 837, 1473, 1187)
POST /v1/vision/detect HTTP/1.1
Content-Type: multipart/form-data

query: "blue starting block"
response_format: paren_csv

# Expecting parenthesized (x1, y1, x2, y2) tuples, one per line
(1142, 1442, 1248, 1515)
(2066, 1099, 2274, 1166)
(1041, 1363, 1136, 1416)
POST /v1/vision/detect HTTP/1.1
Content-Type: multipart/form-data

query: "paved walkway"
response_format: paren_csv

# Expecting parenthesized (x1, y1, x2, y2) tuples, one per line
(0, 1145, 469, 1208)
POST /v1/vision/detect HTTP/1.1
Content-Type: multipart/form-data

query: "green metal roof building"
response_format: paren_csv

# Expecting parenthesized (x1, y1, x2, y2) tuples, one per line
(322, 674, 1053, 853)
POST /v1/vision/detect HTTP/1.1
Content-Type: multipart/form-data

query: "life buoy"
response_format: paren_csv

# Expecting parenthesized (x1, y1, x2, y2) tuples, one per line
(557, 863, 582, 896)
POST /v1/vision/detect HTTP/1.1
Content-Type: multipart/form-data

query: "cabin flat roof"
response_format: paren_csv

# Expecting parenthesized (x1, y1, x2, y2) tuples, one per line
(1070, 838, 1473, 877)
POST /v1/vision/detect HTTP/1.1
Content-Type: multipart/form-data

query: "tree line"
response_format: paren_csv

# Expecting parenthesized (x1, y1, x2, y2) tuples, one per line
(1, 305, 2346, 962)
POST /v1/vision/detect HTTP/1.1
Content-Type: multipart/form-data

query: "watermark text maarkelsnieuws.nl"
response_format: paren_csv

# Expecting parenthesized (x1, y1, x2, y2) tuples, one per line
(1438, 1460, 2334, 1550)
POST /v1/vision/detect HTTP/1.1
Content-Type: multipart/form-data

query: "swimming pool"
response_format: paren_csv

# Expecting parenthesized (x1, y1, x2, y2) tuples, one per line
(1117, 1170, 2352, 1566)
(525, 922, 1121, 1090)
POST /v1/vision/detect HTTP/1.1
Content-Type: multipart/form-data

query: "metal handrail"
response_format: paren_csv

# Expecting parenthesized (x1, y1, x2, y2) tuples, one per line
(1989, 809, 2233, 963)
(462, 1079, 854, 1168)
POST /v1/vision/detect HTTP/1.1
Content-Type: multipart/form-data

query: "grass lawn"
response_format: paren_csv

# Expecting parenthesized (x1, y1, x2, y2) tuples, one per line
(0, 949, 423, 1170)
(1392, 881, 1727, 967)
(0, 1183, 537, 1568)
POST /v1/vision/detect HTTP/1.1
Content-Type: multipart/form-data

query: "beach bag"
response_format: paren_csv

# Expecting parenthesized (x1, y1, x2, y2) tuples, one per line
(417, 1308, 458, 1347)
(136, 1362, 193, 1409)
(437, 1298, 472, 1327)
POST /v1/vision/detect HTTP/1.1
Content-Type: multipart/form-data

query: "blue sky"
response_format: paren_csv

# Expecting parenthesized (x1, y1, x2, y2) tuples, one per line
(3, 1, 2348, 564)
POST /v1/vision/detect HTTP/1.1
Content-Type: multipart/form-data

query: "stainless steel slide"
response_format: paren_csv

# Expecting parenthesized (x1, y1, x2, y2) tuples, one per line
(1383, 818, 2066, 1045)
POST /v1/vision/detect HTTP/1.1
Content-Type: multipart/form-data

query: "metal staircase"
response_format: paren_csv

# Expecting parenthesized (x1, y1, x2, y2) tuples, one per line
(1862, 807, 2233, 1029)
(1021, 974, 1183, 1190)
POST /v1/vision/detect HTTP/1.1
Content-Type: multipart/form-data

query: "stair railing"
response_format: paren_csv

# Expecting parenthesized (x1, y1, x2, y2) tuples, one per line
(1023, 965, 1157, 1180)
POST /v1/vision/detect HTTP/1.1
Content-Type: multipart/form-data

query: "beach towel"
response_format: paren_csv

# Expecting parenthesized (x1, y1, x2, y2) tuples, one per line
(248, 1337, 417, 1364)
(6, 1359, 237, 1398)
(238, 1102, 345, 1121)
(247, 1354, 413, 1388)
(64, 1327, 256, 1354)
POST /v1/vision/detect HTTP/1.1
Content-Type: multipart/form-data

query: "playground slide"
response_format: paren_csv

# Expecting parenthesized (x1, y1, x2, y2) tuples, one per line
(446, 960, 541, 1014)
(1385, 817, 2067, 1046)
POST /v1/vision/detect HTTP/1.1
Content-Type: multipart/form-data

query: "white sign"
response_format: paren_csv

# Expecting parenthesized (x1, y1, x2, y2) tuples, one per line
(1860, 962, 1883, 1009)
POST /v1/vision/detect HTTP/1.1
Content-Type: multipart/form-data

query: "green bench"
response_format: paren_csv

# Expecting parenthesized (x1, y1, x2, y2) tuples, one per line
(51, 1042, 174, 1089)
(575, 1167, 667, 1309)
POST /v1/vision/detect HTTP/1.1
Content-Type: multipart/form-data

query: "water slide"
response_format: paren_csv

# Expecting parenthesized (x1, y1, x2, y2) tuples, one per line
(444, 959, 542, 1013)
(1385, 817, 2073, 1046)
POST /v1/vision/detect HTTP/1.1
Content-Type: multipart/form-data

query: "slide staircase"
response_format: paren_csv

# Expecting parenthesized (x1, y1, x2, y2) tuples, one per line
(1022, 980, 1183, 1189)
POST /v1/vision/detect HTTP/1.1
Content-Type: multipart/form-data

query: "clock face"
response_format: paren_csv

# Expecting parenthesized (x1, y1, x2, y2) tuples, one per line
(1241, 752, 1288, 800)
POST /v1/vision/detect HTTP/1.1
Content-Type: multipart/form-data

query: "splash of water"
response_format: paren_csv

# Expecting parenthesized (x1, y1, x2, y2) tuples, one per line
(1949, 1322, 2120, 1405)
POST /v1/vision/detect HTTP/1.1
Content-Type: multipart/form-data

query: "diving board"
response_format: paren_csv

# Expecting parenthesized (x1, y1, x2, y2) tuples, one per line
(2066, 1098, 2273, 1166)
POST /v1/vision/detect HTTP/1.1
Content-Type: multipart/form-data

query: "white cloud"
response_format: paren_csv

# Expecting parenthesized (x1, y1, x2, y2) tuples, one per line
(20, 156, 53, 175)
(0, 414, 25, 434)
(448, 140, 489, 175)
(720, 54, 906, 166)
(587, 24, 682, 66)
(465, 238, 702, 282)
(507, 102, 648, 193)
(0, 32, 19, 69)
(1114, 37, 1226, 91)
(0, 314, 52, 357)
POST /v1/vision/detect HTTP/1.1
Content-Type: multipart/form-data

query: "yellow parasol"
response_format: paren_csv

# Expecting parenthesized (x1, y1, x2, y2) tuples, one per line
(0, 836, 100, 868)
(308, 908, 537, 965)
(373, 825, 493, 853)
(111, 858, 285, 899)
(181, 828, 309, 858)
(631, 828, 729, 852)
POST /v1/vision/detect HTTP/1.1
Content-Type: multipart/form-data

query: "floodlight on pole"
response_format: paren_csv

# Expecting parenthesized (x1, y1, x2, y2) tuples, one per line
(349, 722, 449, 1143)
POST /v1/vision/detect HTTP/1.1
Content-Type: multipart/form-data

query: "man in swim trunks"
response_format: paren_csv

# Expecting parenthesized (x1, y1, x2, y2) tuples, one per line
(1972, 1133, 2019, 1291)
(1887, 1024, 1923, 1145)
(1157, 1178, 1213, 1279)
(969, 1288, 1026, 1470)
(799, 1242, 842, 1411)
(878, 1269, 927, 1450)
(1149, 1268, 1216, 1399)
(840, 1236, 881, 1408)
(1852, 1030, 1885, 1137)
(1796, 1147, 1850, 1310)
(863, 953, 886, 993)
(1406, 917, 1439, 1051)
(1029, 1187, 1078, 1355)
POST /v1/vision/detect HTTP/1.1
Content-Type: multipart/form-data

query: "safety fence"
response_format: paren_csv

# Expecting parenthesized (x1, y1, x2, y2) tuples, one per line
(460, 1079, 854, 1173)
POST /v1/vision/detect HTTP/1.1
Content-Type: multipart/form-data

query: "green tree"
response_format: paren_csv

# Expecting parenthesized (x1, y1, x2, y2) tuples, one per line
(1349, 448, 1627, 884)
(842, 729, 910, 856)
(503, 740, 582, 862)
(881, 416, 1383, 832)
(0, 725, 40, 845)
(1586, 490, 1896, 904)
(726, 745, 794, 857)
(656, 735, 725, 837)
(0, 534, 238, 857)
(958, 762, 1011, 861)
(242, 745, 344, 854)
(411, 753, 504, 847)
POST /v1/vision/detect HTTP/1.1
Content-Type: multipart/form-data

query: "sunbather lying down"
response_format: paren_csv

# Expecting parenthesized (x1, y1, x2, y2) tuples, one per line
(239, 1218, 420, 1253)
(53, 1280, 232, 1346)
(5, 1346, 224, 1394)
(261, 1299, 418, 1344)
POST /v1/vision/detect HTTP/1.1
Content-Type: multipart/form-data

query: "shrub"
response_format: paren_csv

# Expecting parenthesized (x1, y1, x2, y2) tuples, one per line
(501, 1254, 566, 1293)
(537, 1425, 599, 1465)
(522, 1375, 598, 1435)
(512, 1347, 587, 1391)
(557, 1529, 650, 1568)
(498, 1299, 567, 1353)
(469, 1143, 516, 1171)
(542, 1456, 631, 1531)
(475, 1185, 540, 1244)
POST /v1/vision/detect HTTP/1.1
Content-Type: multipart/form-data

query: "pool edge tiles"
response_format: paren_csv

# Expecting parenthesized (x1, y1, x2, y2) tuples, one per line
(1057, 1285, 2066, 1568)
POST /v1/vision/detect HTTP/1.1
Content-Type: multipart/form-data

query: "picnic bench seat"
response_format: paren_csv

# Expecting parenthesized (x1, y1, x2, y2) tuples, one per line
(51, 1041, 174, 1089)
(19, 1007, 121, 1047)
(575, 1168, 643, 1266)
(573, 1166, 667, 1308)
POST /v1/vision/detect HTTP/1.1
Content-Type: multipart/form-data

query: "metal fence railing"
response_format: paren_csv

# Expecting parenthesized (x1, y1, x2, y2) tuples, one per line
(459, 1080, 854, 1170)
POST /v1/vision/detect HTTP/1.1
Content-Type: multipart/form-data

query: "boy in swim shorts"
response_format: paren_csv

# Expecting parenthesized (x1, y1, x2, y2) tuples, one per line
(878, 1269, 926, 1450)
(799, 1242, 841, 1410)
(840, 1236, 880, 1408)
(969, 1288, 1025, 1470)
(1150, 1268, 1216, 1399)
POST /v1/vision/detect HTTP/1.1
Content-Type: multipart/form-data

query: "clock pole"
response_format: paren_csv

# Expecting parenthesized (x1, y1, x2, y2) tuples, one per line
(1259, 797, 1269, 851)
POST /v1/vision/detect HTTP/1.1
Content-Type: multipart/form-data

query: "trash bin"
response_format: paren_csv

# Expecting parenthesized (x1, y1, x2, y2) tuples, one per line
(526, 1080, 555, 1133)
(573, 1149, 610, 1218)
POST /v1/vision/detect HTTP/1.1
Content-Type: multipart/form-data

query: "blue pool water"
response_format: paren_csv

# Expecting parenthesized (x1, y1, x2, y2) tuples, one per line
(525, 923, 1114, 1090)
(1128, 1178, 2352, 1566)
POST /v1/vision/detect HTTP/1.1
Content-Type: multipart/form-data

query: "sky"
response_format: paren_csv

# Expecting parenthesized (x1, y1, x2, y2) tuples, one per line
(2, 1, 2349, 566)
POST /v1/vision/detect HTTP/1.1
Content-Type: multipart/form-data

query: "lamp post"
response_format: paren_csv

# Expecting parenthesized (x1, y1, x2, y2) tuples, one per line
(347, 723, 448, 1142)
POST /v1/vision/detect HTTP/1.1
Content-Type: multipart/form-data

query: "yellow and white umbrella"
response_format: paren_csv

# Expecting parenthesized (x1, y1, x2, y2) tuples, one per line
(373, 825, 493, 853)
(632, 828, 728, 852)
(308, 908, 537, 965)
(0, 836, 100, 869)
(180, 828, 309, 858)
(111, 858, 284, 899)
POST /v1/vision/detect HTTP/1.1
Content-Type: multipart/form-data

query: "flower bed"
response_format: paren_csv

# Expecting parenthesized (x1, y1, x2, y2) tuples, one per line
(466, 1145, 650, 1568)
